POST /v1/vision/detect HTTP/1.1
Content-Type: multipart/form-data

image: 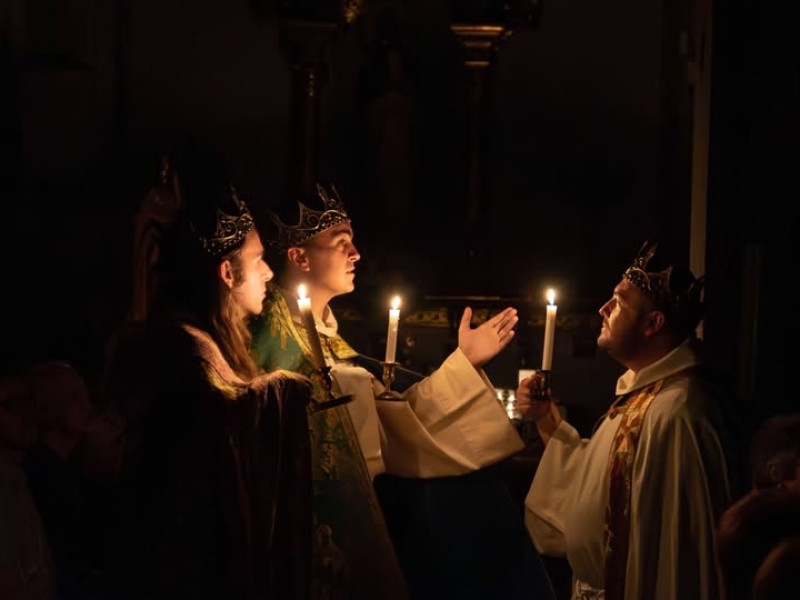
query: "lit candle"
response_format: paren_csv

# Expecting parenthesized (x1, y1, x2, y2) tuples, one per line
(542, 289, 557, 371)
(297, 284, 326, 369)
(385, 295, 401, 363)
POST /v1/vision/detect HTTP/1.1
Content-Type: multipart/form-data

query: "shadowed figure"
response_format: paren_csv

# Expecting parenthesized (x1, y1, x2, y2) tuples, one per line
(100, 143, 314, 599)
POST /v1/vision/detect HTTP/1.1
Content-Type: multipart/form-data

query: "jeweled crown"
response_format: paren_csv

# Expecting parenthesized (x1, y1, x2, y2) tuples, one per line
(622, 240, 704, 309)
(270, 183, 351, 250)
(196, 185, 255, 259)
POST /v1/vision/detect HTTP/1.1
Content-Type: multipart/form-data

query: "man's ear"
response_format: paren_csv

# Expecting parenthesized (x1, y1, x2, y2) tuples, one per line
(643, 310, 666, 337)
(287, 247, 310, 271)
(218, 259, 235, 289)
(766, 459, 784, 488)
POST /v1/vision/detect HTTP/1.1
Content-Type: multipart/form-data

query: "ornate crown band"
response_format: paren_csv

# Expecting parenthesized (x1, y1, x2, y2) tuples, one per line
(270, 183, 351, 250)
(195, 185, 255, 259)
(622, 240, 703, 309)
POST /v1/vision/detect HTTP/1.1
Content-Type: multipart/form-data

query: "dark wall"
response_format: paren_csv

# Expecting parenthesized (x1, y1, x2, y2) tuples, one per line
(1, 0, 797, 429)
(704, 0, 799, 426)
(317, 0, 664, 302)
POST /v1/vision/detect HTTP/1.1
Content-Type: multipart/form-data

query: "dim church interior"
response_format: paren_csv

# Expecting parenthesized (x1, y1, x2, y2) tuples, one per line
(1, 1, 798, 597)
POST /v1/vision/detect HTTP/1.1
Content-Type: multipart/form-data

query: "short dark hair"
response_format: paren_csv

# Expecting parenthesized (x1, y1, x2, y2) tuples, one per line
(623, 240, 705, 338)
(652, 264, 706, 337)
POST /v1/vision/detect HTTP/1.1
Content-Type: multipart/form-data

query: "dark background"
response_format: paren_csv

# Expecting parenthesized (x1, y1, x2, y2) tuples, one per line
(1, 0, 797, 439)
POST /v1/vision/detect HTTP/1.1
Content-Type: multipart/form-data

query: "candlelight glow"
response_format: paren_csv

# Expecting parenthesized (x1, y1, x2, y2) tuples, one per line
(542, 289, 558, 371)
(385, 295, 402, 363)
(296, 283, 324, 368)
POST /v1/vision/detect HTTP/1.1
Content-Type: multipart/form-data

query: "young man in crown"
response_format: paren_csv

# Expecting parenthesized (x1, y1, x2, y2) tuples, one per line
(251, 185, 553, 599)
(518, 241, 734, 600)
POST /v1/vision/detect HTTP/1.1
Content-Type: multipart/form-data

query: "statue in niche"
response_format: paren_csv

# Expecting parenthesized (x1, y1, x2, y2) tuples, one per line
(356, 5, 414, 231)
(365, 46, 413, 223)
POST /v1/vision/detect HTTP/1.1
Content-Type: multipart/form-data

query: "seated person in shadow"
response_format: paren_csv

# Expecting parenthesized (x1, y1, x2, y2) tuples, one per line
(18, 360, 110, 600)
(717, 413, 800, 600)
(251, 183, 555, 599)
(0, 372, 57, 600)
(1, 359, 131, 600)
(750, 535, 800, 599)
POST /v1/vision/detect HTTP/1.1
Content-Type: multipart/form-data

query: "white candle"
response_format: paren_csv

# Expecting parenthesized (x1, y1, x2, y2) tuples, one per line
(542, 289, 557, 371)
(385, 295, 401, 363)
(297, 284, 326, 369)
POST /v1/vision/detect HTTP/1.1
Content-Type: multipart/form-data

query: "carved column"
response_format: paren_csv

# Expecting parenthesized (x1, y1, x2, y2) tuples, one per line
(450, 24, 507, 225)
(279, 19, 338, 201)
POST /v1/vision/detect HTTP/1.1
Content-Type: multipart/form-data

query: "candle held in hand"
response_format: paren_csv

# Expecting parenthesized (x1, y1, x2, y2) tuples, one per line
(542, 289, 557, 371)
(297, 284, 326, 369)
(385, 296, 401, 363)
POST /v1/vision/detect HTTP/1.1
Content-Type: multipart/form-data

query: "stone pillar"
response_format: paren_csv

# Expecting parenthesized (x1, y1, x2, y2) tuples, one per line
(450, 24, 507, 226)
(279, 19, 338, 201)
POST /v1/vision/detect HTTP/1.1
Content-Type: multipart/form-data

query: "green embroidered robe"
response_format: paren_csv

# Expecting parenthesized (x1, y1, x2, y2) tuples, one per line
(252, 284, 408, 600)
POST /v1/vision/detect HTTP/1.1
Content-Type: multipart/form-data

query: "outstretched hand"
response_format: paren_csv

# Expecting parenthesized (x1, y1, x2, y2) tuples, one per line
(458, 306, 518, 368)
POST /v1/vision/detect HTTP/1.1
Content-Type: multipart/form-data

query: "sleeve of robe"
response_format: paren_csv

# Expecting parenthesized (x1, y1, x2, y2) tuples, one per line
(623, 380, 730, 600)
(344, 347, 524, 478)
(524, 420, 589, 556)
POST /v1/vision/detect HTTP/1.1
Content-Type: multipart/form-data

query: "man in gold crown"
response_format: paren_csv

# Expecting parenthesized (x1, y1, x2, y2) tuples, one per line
(251, 185, 554, 599)
(518, 240, 734, 600)
(102, 145, 313, 599)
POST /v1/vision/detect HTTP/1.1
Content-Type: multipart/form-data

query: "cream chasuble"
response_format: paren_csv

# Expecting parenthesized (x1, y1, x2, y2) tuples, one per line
(525, 339, 731, 600)
(290, 287, 525, 480)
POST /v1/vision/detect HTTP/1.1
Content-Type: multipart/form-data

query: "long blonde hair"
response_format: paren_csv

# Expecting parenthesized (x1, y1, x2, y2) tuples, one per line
(156, 220, 259, 381)
(210, 249, 259, 380)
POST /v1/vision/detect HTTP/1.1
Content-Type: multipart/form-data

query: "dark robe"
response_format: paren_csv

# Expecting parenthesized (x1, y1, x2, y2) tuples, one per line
(101, 317, 312, 600)
(354, 356, 554, 600)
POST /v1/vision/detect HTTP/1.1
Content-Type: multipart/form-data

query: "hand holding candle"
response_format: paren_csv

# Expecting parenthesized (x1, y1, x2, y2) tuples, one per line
(541, 289, 557, 371)
(297, 284, 326, 369)
(385, 296, 401, 363)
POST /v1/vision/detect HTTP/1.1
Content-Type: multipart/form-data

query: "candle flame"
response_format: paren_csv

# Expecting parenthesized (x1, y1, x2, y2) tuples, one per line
(547, 289, 556, 305)
(298, 284, 307, 300)
(391, 295, 401, 310)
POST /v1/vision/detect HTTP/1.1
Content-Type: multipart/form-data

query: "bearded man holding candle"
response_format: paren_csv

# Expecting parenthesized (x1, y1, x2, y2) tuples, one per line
(518, 241, 734, 600)
(251, 184, 554, 600)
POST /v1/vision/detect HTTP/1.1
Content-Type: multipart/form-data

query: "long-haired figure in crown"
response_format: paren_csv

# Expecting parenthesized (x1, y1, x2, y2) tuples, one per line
(518, 241, 736, 600)
(101, 144, 313, 599)
(251, 185, 556, 599)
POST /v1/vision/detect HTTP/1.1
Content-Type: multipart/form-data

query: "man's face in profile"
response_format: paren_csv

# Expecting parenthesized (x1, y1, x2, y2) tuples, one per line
(230, 229, 273, 318)
(597, 279, 653, 364)
(301, 223, 360, 300)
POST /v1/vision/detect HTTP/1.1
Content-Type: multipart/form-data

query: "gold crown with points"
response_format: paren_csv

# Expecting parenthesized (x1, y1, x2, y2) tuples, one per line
(195, 185, 255, 258)
(270, 183, 351, 250)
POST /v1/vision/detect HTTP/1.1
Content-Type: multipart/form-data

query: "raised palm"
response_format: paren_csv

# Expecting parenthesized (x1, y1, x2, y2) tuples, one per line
(458, 306, 519, 368)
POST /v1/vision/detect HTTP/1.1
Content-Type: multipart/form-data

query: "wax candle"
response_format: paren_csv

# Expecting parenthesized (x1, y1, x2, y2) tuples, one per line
(297, 284, 326, 369)
(542, 289, 557, 371)
(385, 296, 401, 363)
